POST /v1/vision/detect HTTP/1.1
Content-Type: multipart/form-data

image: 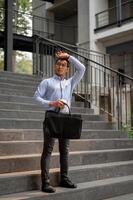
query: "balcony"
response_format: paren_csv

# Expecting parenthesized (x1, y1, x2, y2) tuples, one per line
(95, 0, 133, 30)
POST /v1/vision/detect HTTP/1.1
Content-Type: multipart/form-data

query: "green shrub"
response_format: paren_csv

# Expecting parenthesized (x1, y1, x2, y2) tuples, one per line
(122, 124, 133, 139)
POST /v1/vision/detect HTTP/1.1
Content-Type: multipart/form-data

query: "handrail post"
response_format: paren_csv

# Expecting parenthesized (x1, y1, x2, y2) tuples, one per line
(4, 0, 13, 71)
(84, 58, 89, 108)
(116, 0, 122, 27)
(33, 35, 40, 75)
(33, 35, 36, 75)
(131, 85, 133, 129)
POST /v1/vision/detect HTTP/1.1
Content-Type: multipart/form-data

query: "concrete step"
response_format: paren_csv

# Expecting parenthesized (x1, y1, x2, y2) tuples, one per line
(0, 94, 85, 107)
(82, 130, 128, 139)
(0, 139, 133, 156)
(0, 94, 36, 104)
(0, 102, 44, 111)
(83, 121, 116, 129)
(0, 82, 36, 92)
(0, 71, 42, 81)
(0, 88, 34, 96)
(0, 129, 43, 141)
(0, 102, 94, 113)
(1, 160, 133, 195)
(1, 175, 133, 199)
(0, 118, 116, 129)
(4, 138, 133, 154)
(0, 129, 127, 141)
(0, 109, 104, 121)
(105, 193, 133, 200)
(1, 149, 133, 173)
(0, 76, 41, 86)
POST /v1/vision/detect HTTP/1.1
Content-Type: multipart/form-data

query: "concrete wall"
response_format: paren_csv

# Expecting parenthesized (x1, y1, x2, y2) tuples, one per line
(77, 0, 89, 49)
(89, 0, 108, 53)
(77, 0, 108, 52)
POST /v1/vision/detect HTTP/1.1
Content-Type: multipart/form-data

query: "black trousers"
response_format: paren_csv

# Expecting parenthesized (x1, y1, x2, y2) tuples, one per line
(41, 123, 70, 185)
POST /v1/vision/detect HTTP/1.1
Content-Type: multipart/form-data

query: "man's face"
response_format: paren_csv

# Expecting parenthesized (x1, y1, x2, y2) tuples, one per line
(54, 59, 69, 78)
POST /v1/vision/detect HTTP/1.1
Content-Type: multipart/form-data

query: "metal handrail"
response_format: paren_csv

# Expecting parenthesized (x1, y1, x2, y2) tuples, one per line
(95, 5, 116, 17)
(95, 0, 133, 29)
(49, 39, 108, 57)
(95, 0, 133, 17)
(43, 37, 133, 81)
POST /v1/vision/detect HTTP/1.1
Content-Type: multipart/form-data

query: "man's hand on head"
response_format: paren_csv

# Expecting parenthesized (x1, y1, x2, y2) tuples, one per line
(55, 51, 70, 60)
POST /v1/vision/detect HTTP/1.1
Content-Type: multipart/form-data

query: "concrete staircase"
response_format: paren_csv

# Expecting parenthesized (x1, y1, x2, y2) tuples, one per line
(0, 71, 133, 199)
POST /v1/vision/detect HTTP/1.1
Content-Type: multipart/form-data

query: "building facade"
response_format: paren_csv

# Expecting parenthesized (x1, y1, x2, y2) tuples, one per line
(34, 0, 133, 76)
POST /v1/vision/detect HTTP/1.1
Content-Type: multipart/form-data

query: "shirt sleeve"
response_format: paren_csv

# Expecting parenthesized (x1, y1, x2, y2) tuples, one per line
(69, 56, 86, 90)
(33, 79, 50, 108)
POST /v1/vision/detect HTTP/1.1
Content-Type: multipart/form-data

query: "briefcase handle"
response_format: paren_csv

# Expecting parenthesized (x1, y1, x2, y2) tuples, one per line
(57, 101, 71, 115)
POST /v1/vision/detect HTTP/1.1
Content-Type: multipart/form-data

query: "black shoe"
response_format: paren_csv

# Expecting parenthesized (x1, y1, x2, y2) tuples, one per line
(59, 178, 77, 188)
(41, 184, 56, 193)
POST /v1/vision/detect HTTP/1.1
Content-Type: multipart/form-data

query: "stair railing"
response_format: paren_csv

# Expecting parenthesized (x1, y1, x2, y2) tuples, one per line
(33, 35, 133, 131)
(47, 39, 110, 67)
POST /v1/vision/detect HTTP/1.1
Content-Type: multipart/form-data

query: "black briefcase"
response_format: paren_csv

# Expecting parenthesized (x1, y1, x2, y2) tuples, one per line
(44, 104, 82, 139)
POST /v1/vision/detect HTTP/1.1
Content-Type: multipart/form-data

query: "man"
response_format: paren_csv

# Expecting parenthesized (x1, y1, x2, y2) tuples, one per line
(34, 51, 85, 193)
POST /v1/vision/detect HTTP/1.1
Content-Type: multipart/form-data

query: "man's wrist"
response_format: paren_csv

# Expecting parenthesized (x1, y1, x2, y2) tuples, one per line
(66, 54, 70, 59)
(49, 102, 53, 107)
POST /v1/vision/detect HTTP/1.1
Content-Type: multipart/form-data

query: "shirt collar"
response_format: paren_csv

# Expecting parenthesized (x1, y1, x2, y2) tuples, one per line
(53, 74, 65, 80)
